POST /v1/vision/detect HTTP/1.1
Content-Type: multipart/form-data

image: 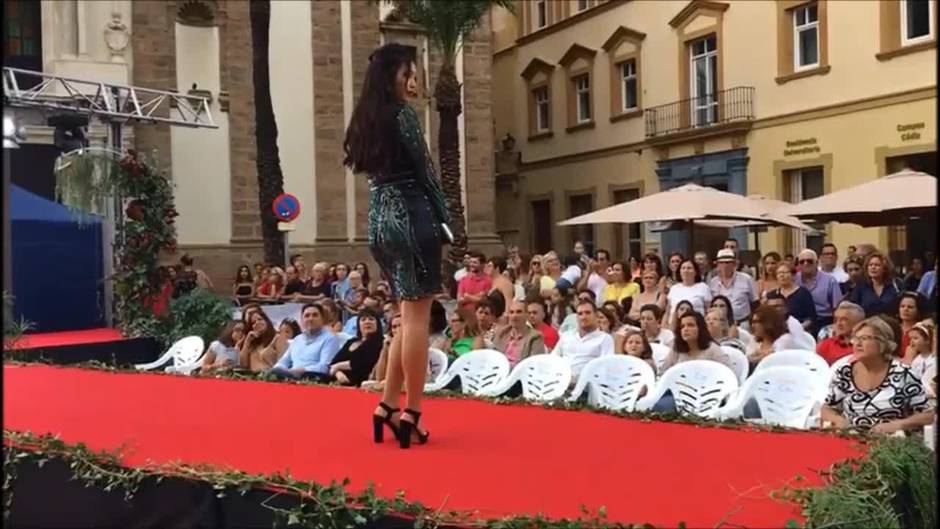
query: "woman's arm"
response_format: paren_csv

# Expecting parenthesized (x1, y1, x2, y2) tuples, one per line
(872, 410, 935, 434)
(820, 405, 848, 429)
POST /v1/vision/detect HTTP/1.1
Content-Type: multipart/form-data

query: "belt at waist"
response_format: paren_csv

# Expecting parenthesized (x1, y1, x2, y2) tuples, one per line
(370, 178, 419, 191)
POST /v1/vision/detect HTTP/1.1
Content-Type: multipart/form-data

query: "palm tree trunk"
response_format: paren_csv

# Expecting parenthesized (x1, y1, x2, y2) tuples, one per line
(249, 0, 285, 265)
(434, 63, 468, 264)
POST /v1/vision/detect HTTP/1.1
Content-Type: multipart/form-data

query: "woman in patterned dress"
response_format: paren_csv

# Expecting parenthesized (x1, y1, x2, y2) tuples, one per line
(344, 43, 450, 449)
(821, 317, 934, 433)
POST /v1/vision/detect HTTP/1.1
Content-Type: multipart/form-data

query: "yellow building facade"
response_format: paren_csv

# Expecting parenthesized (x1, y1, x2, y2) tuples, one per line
(491, 0, 936, 265)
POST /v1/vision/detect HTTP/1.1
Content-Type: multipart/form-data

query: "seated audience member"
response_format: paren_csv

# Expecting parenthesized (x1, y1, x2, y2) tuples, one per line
(527, 299, 560, 351)
(658, 311, 733, 375)
(492, 300, 546, 366)
(670, 300, 696, 328)
(328, 308, 384, 386)
(475, 299, 499, 347)
(904, 320, 936, 379)
(256, 267, 286, 301)
(822, 317, 934, 433)
(240, 303, 262, 328)
(238, 311, 279, 372)
(201, 321, 245, 372)
(817, 301, 865, 365)
(429, 300, 449, 351)
(604, 260, 640, 305)
(705, 307, 746, 352)
(342, 293, 382, 336)
(552, 300, 615, 382)
(620, 328, 656, 372)
(772, 261, 817, 334)
(629, 270, 666, 320)
(902, 256, 926, 293)
(896, 291, 928, 355)
(746, 305, 800, 367)
(602, 300, 625, 326)
(847, 252, 900, 317)
(710, 295, 745, 340)
(363, 313, 401, 391)
(296, 263, 331, 303)
(653, 312, 734, 412)
(554, 254, 584, 295)
(382, 300, 399, 328)
(765, 292, 817, 350)
(638, 304, 674, 346)
(917, 260, 937, 300)
(442, 307, 485, 359)
(282, 266, 306, 299)
(319, 298, 346, 336)
(253, 262, 267, 289)
(840, 255, 864, 297)
(233, 265, 255, 306)
(665, 259, 712, 327)
(278, 318, 301, 341)
(270, 303, 341, 381)
(548, 287, 575, 330)
(331, 263, 352, 303)
(597, 306, 619, 334)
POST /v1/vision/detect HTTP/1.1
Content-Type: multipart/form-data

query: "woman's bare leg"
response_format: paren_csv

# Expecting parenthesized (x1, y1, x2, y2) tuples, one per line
(377, 331, 404, 414)
(400, 297, 432, 423)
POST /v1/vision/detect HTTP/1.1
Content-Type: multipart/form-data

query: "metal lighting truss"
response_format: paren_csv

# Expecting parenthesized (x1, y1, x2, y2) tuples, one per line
(3, 67, 218, 325)
(2, 67, 217, 128)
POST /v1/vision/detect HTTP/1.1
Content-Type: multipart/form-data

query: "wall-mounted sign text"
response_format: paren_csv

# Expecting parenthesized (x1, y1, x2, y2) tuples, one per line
(897, 122, 925, 142)
(784, 137, 820, 156)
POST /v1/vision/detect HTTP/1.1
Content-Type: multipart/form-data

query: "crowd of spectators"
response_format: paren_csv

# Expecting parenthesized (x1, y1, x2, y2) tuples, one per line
(179, 239, 934, 433)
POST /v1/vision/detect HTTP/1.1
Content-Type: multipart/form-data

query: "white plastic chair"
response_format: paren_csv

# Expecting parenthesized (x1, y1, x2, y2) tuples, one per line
(427, 348, 449, 386)
(737, 327, 754, 349)
(487, 354, 571, 402)
(423, 349, 510, 396)
(567, 355, 656, 412)
(636, 360, 739, 419)
(719, 366, 829, 429)
(650, 343, 670, 375)
(135, 336, 205, 374)
(755, 349, 830, 386)
(719, 345, 749, 385)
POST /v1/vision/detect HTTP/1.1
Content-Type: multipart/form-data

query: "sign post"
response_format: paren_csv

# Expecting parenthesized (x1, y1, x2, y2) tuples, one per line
(272, 193, 301, 268)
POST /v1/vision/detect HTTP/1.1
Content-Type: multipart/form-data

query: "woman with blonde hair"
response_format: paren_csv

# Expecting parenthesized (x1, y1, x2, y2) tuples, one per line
(705, 307, 746, 352)
(822, 317, 934, 433)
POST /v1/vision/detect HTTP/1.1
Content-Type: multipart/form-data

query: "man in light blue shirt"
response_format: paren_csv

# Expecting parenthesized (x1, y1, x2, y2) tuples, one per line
(271, 303, 340, 381)
(795, 249, 843, 333)
(917, 265, 936, 298)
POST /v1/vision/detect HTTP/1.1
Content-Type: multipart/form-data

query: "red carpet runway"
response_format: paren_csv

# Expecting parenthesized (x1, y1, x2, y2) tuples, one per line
(12, 328, 125, 349)
(3, 365, 863, 527)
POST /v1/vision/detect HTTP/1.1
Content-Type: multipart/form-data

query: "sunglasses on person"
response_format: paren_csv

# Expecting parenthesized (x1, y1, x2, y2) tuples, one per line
(798, 259, 815, 265)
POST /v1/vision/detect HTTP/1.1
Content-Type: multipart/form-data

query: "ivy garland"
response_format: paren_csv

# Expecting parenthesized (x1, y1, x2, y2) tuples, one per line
(2, 431, 648, 529)
(55, 150, 178, 335)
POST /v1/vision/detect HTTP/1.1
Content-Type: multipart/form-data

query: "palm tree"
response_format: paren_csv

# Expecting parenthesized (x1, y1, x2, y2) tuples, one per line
(249, 0, 286, 265)
(381, 0, 513, 264)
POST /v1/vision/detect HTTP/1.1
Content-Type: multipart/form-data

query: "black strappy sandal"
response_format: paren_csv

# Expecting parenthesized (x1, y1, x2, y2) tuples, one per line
(397, 408, 430, 449)
(373, 402, 399, 443)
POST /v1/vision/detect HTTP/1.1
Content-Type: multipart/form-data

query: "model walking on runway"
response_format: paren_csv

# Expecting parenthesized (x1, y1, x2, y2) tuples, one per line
(343, 43, 451, 449)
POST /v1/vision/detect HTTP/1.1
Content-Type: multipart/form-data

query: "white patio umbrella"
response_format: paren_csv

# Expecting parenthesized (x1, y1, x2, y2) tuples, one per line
(559, 184, 813, 250)
(782, 169, 937, 227)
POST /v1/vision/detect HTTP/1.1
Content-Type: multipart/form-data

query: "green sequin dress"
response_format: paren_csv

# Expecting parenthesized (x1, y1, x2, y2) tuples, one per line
(367, 104, 450, 301)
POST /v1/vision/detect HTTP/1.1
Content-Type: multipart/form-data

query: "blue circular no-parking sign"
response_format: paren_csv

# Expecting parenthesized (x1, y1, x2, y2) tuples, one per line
(272, 193, 301, 222)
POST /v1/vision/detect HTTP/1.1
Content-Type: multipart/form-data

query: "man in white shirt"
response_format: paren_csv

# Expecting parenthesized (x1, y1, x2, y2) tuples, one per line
(819, 243, 849, 283)
(453, 252, 472, 283)
(576, 249, 610, 306)
(552, 300, 614, 383)
(708, 249, 759, 326)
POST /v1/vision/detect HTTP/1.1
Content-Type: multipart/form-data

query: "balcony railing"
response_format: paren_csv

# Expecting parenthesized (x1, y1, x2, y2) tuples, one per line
(644, 86, 755, 139)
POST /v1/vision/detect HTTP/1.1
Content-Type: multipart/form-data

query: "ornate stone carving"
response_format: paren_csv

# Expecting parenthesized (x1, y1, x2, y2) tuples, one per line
(177, 0, 218, 27)
(104, 11, 130, 62)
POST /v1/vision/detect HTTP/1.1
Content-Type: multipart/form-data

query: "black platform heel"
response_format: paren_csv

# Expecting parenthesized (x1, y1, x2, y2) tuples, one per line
(373, 402, 399, 443)
(398, 408, 430, 449)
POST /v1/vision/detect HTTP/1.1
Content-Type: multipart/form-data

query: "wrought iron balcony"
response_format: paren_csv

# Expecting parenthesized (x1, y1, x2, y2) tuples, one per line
(644, 86, 755, 139)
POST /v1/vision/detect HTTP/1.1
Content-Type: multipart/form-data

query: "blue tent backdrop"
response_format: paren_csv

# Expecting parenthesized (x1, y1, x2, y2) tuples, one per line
(10, 184, 106, 332)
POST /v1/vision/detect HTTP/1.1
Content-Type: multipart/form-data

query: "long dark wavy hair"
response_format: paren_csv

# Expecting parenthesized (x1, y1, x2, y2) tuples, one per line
(343, 43, 417, 175)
